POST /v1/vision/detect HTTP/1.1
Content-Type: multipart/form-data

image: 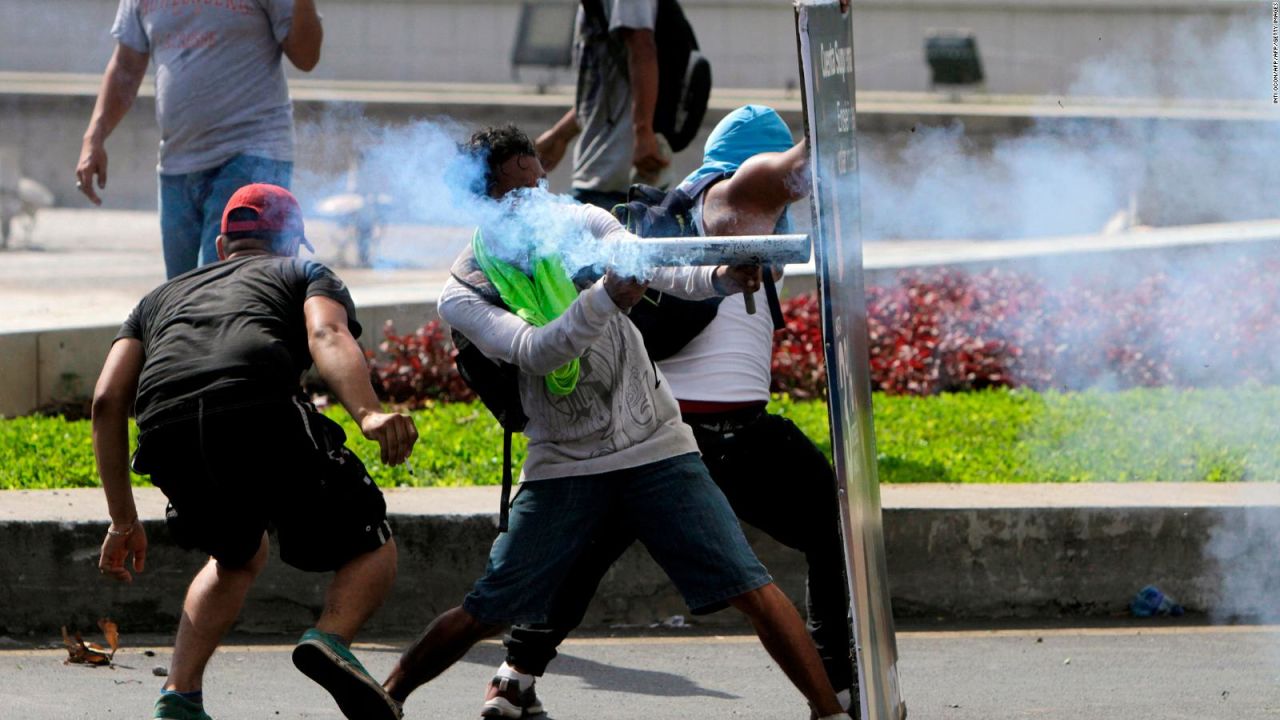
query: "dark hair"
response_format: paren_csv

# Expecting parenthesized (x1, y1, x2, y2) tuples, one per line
(222, 207, 288, 254)
(464, 124, 536, 197)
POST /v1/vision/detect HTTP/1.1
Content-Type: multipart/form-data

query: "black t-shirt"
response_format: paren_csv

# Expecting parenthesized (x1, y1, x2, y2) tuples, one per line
(116, 255, 362, 429)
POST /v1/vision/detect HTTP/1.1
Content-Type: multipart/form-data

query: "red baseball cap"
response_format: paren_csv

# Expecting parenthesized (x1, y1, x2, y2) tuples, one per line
(220, 183, 315, 252)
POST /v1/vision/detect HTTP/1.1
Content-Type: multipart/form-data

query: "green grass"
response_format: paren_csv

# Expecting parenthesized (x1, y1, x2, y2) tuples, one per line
(3, 386, 1278, 490)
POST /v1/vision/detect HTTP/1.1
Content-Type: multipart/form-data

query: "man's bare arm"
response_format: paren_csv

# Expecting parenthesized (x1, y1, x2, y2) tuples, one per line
(305, 296, 417, 465)
(282, 0, 323, 71)
(621, 27, 667, 174)
(92, 338, 147, 583)
(536, 108, 580, 172)
(720, 138, 810, 213)
(77, 43, 149, 206)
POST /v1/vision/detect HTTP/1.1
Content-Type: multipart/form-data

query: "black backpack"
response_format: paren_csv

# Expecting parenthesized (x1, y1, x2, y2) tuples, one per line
(611, 174, 787, 359)
(581, 0, 711, 154)
(449, 248, 528, 532)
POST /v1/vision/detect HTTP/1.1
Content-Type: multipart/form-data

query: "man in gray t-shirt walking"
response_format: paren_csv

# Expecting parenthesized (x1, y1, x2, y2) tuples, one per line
(534, 0, 669, 210)
(75, 0, 323, 279)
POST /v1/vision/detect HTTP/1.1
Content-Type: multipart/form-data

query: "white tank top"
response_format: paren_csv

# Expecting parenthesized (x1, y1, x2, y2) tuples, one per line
(656, 189, 778, 403)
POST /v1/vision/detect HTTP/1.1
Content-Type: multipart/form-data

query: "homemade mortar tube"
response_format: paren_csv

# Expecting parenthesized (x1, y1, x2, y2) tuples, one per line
(610, 233, 812, 313)
(620, 233, 812, 266)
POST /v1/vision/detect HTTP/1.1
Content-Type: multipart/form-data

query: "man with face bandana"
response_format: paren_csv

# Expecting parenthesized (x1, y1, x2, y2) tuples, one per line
(379, 125, 853, 720)
(484, 106, 861, 720)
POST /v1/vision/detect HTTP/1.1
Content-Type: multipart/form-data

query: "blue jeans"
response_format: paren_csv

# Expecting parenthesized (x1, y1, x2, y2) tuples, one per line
(461, 453, 772, 626)
(158, 155, 293, 278)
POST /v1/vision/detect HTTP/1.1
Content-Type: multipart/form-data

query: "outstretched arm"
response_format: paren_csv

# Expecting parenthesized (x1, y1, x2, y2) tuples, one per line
(440, 277, 623, 376)
(718, 138, 810, 215)
(93, 338, 147, 583)
(305, 296, 417, 465)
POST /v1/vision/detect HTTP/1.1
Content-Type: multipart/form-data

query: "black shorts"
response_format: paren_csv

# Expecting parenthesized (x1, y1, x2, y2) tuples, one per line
(132, 397, 392, 572)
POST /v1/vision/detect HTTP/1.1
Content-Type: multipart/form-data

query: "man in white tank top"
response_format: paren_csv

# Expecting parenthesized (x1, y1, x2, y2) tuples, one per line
(488, 106, 860, 720)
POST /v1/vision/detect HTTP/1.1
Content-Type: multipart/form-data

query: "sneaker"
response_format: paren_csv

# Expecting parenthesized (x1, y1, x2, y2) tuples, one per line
(480, 674, 546, 718)
(154, 693, 213, 720)
(292, 628, 402, 720)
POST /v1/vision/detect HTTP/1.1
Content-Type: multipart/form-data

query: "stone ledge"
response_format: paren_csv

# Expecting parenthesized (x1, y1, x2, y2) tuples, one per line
(1, 484, 1274, 636)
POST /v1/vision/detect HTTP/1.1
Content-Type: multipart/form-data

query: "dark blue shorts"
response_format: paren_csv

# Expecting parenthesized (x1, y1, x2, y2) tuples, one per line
(462, 453, 772, 625)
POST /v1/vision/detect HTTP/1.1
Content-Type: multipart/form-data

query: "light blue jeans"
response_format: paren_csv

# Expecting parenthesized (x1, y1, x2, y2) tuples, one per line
(158, 154, 293, 279)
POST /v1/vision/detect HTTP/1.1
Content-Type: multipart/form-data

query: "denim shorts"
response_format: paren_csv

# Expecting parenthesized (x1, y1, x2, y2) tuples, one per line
(462, 453, 772, 625)
(158, 154, 292, 279)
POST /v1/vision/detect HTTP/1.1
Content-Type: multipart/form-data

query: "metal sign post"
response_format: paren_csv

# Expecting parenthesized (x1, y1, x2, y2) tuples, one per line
(794, 3, 907, 719)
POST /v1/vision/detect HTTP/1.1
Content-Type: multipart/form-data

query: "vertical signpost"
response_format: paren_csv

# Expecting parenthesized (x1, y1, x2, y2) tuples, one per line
(794, 3, 907, 719)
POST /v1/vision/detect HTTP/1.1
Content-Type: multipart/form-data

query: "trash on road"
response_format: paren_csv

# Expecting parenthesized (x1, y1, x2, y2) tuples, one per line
(62, 619, 119, 666)
(1130, 585, 1185, 617)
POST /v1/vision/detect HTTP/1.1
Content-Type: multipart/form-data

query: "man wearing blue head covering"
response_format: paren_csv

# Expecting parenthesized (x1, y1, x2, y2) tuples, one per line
(481, 106, 859, 720)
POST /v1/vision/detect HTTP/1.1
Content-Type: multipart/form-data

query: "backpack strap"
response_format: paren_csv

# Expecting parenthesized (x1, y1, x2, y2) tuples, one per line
(499, 428, 513, 532)
(450, 244, 504, 307)
(763, 269, 785, 330)
(451, 243, 521, 533)
(681, 169, 730, 201)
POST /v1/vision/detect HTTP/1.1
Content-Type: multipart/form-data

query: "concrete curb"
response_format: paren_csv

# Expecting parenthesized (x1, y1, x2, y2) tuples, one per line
(2, 484, 1276, 636)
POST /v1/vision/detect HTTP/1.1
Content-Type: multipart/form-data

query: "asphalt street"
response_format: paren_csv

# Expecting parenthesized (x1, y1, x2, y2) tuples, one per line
(2, 624, 1278, 719)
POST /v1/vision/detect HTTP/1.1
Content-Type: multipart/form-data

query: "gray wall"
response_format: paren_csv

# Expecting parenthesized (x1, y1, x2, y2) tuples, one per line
(0, 0, 1264, 96)
(6, 89, 1276, 232)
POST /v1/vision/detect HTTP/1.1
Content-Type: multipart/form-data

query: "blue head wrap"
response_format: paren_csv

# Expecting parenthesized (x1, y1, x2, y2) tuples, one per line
(680, 105, 795, 189)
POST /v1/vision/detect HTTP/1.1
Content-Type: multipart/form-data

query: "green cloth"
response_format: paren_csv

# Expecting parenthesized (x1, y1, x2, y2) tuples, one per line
(472, 229, 580, 395)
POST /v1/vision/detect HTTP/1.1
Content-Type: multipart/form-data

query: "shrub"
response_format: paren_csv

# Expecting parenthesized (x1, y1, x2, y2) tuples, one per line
(771, 292, 827, 400)
(773, 257, 1280, 397)
(367, 319, 474, 406)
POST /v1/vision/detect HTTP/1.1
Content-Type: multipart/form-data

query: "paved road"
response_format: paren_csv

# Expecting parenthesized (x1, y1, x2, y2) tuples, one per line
(3, 624, 1278, 719)
(0, 208, 458, 332)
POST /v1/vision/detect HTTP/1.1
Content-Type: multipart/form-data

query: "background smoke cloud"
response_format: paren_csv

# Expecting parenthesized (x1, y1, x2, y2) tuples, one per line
(857, 17, 1279, 241)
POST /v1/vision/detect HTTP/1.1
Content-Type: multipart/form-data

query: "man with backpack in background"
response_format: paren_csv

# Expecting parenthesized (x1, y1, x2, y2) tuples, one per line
(534, 0, 710, 209)
(93, 184, 415, 720)
(482, 105, 862, 720)
(378, 124, 853, 720)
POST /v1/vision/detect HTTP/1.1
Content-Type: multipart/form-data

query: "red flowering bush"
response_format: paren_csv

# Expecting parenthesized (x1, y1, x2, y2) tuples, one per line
(771, 292, 828, 399)
(863, 269, 1053, 395)
(772, 256, 1280, 397)
(367, 319, 474, 406)
(365, 256, 1280, 403)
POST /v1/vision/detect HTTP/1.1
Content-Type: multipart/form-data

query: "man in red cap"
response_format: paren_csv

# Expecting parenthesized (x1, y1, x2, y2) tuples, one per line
(93, 184, 415, 720)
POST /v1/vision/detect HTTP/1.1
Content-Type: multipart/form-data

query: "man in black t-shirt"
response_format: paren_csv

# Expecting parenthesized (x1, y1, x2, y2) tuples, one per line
(93, 184, 415, 720)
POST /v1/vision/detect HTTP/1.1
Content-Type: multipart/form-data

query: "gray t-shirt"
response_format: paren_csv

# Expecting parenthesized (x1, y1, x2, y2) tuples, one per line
(572, 0, 657, 194)
(112, 0, 296, 175)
